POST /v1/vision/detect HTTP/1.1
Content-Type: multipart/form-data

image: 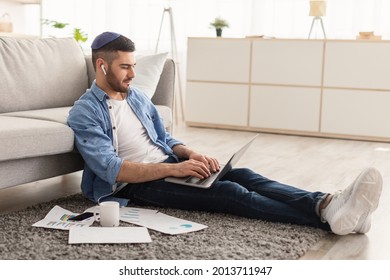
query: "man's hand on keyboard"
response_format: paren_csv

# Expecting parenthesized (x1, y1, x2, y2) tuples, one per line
(173, 159, 211, 179)
(189, 152, 220, 173)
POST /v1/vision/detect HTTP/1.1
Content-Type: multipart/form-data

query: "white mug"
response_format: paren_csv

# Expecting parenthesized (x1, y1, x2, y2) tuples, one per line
(96, 201, 120, 227)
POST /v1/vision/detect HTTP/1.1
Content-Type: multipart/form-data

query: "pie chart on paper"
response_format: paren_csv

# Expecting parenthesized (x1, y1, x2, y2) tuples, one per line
(180, 224, 193, 228)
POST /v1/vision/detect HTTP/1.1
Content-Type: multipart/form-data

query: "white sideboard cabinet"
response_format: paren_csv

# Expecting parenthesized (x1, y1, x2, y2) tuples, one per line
(186, 38, 251, 127)
(185, 37, 390, 142)
(321, 41, 390, 139)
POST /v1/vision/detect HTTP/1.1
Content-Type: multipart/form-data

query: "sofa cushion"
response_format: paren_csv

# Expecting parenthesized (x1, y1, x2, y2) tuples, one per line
(132, 52, 168, 99)
(0, 116, 74, 161)
(2, 107, 71, 125)
(0, 37, 88, 113)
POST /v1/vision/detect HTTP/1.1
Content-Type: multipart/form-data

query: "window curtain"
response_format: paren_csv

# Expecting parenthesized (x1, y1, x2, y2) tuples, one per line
(41, 0, 390, 52)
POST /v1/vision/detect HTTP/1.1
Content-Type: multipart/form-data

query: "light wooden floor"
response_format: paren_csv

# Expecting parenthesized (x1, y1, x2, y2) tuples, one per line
(1, 124, 390, 259)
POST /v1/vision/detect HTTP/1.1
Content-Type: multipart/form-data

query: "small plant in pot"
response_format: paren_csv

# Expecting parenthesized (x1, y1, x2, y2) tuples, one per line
(210, 17, 229, 37)
(42, 19, 88, 43)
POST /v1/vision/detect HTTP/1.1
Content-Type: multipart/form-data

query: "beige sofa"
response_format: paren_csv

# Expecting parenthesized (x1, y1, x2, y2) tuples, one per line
(0, 36, 174, 191)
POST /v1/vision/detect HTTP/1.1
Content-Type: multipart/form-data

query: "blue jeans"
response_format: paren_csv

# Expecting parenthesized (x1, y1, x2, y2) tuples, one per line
(116, 161, 331, 231)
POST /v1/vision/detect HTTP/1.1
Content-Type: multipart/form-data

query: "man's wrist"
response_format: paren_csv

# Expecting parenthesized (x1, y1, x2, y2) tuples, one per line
(173, 144, 193, 159)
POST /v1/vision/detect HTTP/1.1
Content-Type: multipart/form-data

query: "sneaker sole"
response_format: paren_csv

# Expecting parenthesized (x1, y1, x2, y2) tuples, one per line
(329, 167, 382, 235)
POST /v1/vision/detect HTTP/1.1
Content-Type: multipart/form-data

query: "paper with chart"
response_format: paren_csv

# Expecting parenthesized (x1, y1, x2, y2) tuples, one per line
(84, 205, 208, 235)
(119, 207, 208, 235)
(32, 205, 94, 230)
(68, 227, 152, 244)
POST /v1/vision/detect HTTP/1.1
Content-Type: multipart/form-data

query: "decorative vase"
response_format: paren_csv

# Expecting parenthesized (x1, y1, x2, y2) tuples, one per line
(216, 28, 222, 37)
(0, 13, 13, 33)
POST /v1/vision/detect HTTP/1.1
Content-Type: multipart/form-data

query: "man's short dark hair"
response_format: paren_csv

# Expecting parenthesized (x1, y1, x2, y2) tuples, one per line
(92, 35, 136, 70)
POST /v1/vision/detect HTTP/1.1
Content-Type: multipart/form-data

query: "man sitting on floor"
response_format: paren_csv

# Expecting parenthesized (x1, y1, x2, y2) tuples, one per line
(68, 32, 383, 235)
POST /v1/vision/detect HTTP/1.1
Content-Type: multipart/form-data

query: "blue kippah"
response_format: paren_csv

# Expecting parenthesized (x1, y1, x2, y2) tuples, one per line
(91, 32, 121, 50)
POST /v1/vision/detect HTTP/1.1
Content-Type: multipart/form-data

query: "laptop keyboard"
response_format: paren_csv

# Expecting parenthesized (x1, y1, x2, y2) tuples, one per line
(185, 176, 206, 185)
(185, 171, 219, 185)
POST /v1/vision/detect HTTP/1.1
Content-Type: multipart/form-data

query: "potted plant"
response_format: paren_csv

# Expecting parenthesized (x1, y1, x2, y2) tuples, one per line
(42, 19, 88, 43)
(209, 17, 229, 37)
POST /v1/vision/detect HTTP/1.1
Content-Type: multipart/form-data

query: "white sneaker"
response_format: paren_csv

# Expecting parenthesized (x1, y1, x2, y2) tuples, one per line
(354, 170, 383, 233)
(321, 167, 382, 235)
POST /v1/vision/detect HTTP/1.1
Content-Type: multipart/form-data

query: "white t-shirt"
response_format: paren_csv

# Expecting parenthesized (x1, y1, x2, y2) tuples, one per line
(110, 99, 168, 163)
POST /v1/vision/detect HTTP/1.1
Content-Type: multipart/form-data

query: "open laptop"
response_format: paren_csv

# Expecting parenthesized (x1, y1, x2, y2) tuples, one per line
(164, 134, 259, 188)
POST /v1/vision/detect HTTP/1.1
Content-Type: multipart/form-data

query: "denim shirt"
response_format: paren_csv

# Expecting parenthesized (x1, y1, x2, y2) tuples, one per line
(67, 81, 182, 206)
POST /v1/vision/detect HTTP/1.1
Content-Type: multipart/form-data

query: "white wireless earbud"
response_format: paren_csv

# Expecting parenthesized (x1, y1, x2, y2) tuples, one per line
(101, 64, 107, 75)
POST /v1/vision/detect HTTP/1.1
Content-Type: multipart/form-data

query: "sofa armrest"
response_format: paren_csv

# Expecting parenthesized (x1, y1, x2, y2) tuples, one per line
(85, 54, 95, 87)
(152, 59, 175, 111)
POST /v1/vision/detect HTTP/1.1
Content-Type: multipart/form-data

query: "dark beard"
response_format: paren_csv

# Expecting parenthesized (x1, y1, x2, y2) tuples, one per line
(106, 71, 129, 94)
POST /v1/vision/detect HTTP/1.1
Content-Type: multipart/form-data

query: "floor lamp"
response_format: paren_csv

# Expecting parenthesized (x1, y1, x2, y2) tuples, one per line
(155, 6, 185, 125)
(308, 0, 327, 39)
